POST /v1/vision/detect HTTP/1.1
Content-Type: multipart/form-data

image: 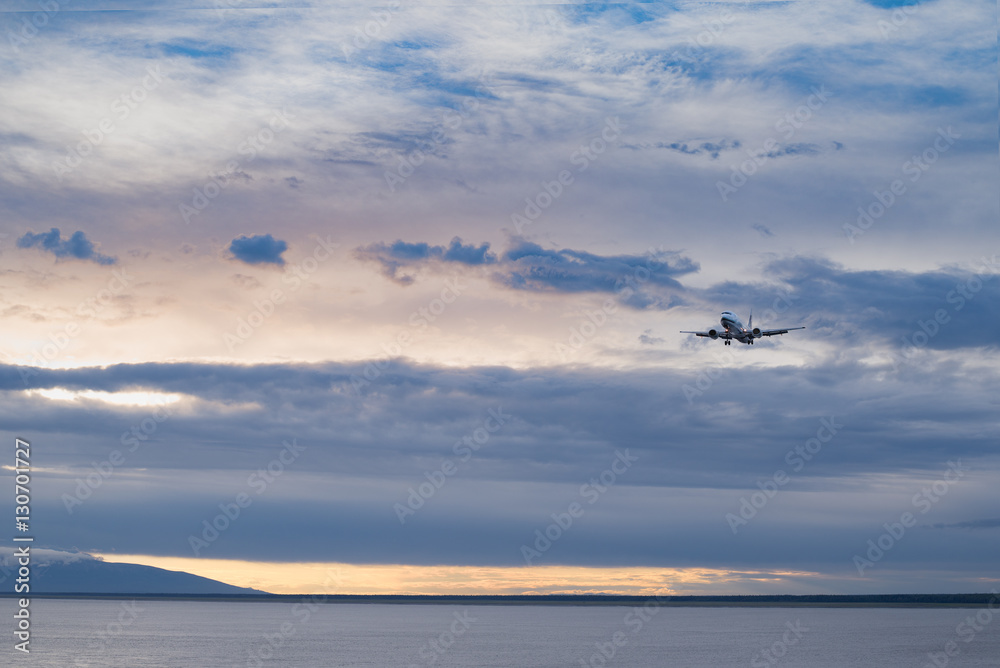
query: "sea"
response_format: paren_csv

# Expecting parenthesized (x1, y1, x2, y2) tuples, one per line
(2, 598, 998, 667)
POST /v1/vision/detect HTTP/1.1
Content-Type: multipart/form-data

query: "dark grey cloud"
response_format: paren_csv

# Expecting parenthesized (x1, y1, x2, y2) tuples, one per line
(702, 256, 1000, 352)
(229, 234, 287, 266)
(622, 139, 838, 162)
(4, 355, 993, 484)
(2, 351, 997, 575)
(762, 142, 822, 158)
(355, 237, 497, 284)
(626, 138, 742, 160)
(496, 239, 697, 306)
(357, 237, 698, 306)
(17, 228, 116, 265)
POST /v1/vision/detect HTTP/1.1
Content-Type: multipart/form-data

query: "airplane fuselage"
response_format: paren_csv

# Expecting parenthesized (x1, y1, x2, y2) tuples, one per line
(719, 310, 753, 345)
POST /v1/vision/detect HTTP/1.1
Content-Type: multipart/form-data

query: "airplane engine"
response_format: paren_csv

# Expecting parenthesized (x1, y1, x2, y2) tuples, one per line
(708, 329, 719, 339)
(752, 327, 761, 337)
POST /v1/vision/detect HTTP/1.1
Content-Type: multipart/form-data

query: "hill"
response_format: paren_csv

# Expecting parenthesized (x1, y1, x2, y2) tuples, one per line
(0, 548, 261, 595)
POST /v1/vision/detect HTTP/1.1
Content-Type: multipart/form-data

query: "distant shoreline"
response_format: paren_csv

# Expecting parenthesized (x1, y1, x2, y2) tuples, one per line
(3, 593, 996, 608)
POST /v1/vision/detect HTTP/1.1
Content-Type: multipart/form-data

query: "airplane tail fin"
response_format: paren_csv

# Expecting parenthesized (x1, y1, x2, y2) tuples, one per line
(748, 308, 752, 330)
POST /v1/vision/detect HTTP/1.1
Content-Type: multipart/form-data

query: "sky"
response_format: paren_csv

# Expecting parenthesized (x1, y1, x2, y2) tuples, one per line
(0, 0, 997, 596)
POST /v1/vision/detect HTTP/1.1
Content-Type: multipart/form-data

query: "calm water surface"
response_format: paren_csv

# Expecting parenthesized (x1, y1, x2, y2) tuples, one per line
(2, 598, 997, 667)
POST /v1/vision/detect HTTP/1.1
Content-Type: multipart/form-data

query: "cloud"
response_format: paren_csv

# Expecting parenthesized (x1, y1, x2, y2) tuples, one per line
(0, 546, 94, 567)
(623, 138, 741, 159)
(354, 237, 497, 284)
(229, 234, 288, 266)
(230, 273, 261, 290)
(927, 518, 1000, 531)
(4, 356, 999, 574)
(622, 139, 837, 163)
(356, 236, 698, 306)
(6, 352, 993, 488)
(0, 0, 994, 594)
(713, 255, 1000, 351)
(495, 239, 697, 308)
(638, 329, 664, 345)
(17, 228, 116, 265)
(862, 0, 921, 7)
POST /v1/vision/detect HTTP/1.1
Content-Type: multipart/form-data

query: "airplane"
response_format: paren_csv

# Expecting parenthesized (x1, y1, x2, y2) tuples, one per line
(680, 310, 804, 345)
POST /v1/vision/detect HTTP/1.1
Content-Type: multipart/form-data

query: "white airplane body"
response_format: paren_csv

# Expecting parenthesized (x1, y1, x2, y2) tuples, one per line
(681, 311, 804, 345)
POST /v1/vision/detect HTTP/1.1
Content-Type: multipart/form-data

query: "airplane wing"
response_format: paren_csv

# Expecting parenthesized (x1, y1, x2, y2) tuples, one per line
(756, 327, 805, 337)
(679, 331, 731, 338)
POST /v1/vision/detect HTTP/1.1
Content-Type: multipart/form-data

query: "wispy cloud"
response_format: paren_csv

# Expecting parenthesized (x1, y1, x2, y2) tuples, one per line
(927, 518, 1000, 531)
